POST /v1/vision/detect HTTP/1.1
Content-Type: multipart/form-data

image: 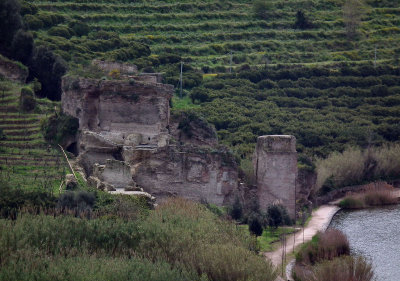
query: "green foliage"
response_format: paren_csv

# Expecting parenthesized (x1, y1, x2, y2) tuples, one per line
(338, 197, 365, 209)
(11, 29, 34, 64)
(48, 25, 74, 39)
(68, 20, 89, 36)
(253, 0, 272, 19)
(267, 204, 292, 228)
(0, 179, 56, 219)
(42, 112, 79, 145)
(58, 191, 96, 211)
(0, 254, 203, 281)
(0, 198, 277, 281)
(294, 10, 313, 29)
(248, 214, 263, 236)
(229, 196, 243, 220)
(0, 0, 22, 51)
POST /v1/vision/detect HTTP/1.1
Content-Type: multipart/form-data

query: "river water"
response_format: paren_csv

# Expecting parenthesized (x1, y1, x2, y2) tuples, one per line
(329, 205, 400, 281)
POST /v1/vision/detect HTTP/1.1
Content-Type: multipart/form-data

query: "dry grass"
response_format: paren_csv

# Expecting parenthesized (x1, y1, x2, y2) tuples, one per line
(294, 256, 375, 281)
(339, 185, 397, 209)
(316, 144, 400, 192)
(296, 229, 350, 266)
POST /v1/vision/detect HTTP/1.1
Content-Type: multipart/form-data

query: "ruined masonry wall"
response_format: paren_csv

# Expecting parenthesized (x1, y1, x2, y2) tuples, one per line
(254, 135, 297, 218)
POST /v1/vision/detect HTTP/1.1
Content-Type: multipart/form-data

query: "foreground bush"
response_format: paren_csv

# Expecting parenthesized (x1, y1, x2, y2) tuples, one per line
(296, 229, 350, 265)
(293, 256, 375, 281)
(0, 252, 203, 281)
(0, 198, 277, 281)
(137, 198, 277, 281)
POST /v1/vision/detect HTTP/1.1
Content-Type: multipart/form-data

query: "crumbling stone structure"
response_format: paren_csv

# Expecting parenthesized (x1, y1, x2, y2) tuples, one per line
(253, 135, 297, 218)
(61, 63, 238, 205)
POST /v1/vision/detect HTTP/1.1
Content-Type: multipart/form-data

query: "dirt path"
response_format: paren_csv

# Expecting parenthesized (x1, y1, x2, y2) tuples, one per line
(264, 204, 340, 267)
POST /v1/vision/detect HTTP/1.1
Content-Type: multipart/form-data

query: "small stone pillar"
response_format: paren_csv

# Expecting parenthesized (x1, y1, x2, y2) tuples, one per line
(253, 135, 297, 218)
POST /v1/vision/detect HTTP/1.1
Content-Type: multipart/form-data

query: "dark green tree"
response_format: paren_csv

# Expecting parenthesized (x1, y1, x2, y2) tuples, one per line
(248, 214, 263, 236)
(29, 46, 67, 100)
(0, 0, 22, 52)
(267, 204, 292, 228)
(294, 10, 312, 29)
(230, 196, 243, 221)
(11, 29, 33, 64)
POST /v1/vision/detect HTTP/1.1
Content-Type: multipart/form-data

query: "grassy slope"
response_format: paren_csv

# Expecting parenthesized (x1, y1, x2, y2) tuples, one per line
(0, 79, 67, 191)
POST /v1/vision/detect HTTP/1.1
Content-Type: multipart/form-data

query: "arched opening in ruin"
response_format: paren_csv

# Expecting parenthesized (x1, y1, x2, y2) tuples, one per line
(66, 142, 78, 156)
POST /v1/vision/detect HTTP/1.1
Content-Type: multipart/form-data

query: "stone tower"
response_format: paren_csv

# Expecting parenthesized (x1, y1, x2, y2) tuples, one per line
(253, 135, 297, 218)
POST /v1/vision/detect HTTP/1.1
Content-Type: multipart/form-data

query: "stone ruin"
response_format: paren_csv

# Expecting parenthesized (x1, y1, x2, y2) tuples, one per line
(61, 62, 238, 205)
(62, 61, 309, 213)
(253, 135, 297, 218)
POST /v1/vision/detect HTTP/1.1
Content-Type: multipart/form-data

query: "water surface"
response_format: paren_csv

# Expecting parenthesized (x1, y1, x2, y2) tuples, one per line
(329, 205, 400, 281)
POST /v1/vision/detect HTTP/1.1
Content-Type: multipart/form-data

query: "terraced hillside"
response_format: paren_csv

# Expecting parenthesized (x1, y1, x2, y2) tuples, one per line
(27, 0, 400, 69)
(0, 80, 68, 190)
(22, 0, 400, 163)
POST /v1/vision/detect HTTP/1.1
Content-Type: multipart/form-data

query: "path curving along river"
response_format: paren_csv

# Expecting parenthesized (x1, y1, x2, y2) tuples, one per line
(329, 204, 400, 281)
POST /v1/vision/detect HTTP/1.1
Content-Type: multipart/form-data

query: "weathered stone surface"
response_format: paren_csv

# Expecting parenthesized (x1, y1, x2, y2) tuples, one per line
(93, 160, 135, 189)
(62, 77, 173, 144)
(254, 135, 297, 218)
(132, 145, 238, 205)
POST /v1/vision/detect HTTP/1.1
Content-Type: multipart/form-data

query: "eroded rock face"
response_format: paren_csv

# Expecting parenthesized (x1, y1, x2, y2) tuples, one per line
(254, 135, 297, 218)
